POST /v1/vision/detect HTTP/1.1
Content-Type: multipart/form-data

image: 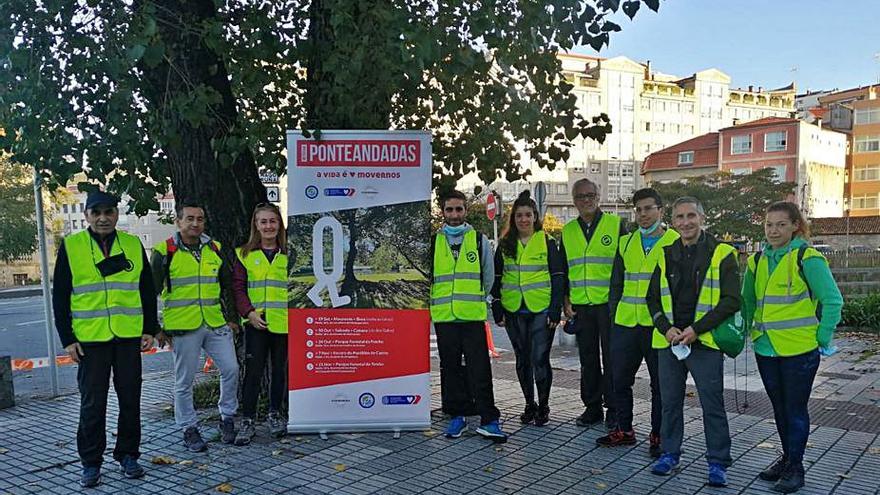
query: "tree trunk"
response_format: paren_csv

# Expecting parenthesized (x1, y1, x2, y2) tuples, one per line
(340, 209, 359, 302)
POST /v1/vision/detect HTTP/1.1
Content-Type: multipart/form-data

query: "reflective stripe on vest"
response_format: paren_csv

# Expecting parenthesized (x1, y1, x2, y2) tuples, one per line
(500, 231, 551, 313)
(748, 247, 823, 356)
(615, 229, 679, 328)
(653, 242, 735, 350)
(237, 247, 289, 334)
(430, 230, 487, 322)
(562, 214, 621, 305)
(154, 239, 226, 331)
(65, 230, 144, 342)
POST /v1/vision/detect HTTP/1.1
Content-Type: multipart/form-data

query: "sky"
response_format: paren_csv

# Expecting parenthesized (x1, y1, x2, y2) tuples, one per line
(575, 0, 880, 93)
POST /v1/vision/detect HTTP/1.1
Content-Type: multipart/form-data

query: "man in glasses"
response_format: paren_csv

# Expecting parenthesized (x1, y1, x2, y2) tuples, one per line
(559, 178, 627, 430)
(150, 201, 240, 452)
(599, 188, 678, 455)
(52, 191, 159, 487)
(431, 190, 506, 442)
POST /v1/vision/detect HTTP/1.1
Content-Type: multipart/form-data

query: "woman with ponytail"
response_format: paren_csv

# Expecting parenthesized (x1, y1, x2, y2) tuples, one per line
(490, 190, 565, 425)
(742, 201, 842, 493)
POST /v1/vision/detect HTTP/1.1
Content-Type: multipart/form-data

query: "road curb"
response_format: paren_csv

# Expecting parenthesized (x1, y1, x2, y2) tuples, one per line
(0, 288, 42, 300)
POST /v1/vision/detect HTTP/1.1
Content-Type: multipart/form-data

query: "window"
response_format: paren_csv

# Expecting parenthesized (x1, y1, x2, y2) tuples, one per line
(644, 122, 651, 132)
(657, 101, 666, 112)
(853, 194, 879, 210)
(590, 163, 601, 174)
(670, 123, 680, 134)
(62, 204, 68, 214)
(556, 184, 567, 194)
(621, 163, 634, 177)
(731, 135, 752, 154)
(670, 102, 680, 113)
(855, 108, 880, 125)
(854, 165, 880, 181)
(642, 143, 651, 154)
(79, 203, 84, 212)
(731, 168, 751, 175)
(855, 135, 880, 152)
(769, 165, 787, 182)
(656, 122, 665, 132)
(678, 151, 694, 165)
(685, 103, 694, 113)
(684, 125, 694, 134)
(764, 131, 787, 152)
(641, 99, 651, 110)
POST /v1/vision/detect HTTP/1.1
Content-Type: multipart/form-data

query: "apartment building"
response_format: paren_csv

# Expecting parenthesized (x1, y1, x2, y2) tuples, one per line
(817, 85, 880, 216)
(467, 53, 796, 224)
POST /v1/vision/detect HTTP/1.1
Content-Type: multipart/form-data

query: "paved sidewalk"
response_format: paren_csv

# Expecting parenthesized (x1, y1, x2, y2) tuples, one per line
(2, 348, 880, 495)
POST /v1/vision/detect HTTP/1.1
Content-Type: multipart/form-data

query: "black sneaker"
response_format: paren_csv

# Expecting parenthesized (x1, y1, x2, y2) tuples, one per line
(183, 426, 207, 452)
(235, 418, 256, 446)
(268, 411, 286, 438)
(520, 403, 538, 424)
(80, 465, 101, 488)
(575, 409, 603, 427)
(220, 417, 236, 444)
(118, 455, 145, 479)
(604, 410, 618, 431)
(534, 405, 550, 427)
(773, 462, 805, 493)
(648, 432, 662, 458)
(760, 455, 788, 482)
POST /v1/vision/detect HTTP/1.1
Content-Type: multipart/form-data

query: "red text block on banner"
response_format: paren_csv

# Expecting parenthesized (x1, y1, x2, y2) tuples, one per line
(289, 308, 430, 390)
(296, 140, 421, 167)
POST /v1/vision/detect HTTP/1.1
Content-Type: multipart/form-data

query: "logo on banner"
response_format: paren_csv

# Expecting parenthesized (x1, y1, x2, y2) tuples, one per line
(325, 188, 356, 197)
(305, 185, 319, 199)
(307, 216, 352, 308)
(358, 393, 376, 409)
(330, 394, 351, 408)
(382, 395, 422, 405)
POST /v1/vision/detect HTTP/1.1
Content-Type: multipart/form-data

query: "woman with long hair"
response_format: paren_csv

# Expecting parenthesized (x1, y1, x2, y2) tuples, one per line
(490, 190, 565, 425)
(742, 201, 842, 493)
(232, 203, 289, 445)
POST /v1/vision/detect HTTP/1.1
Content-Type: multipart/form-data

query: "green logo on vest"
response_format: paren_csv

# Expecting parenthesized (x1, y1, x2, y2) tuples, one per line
(601, 235, 612, 246)
(466, 251, 477, 263)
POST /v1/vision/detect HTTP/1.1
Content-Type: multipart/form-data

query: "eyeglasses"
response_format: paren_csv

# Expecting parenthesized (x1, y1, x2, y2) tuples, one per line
(573, 193, 599, 201)
(633, 205, 659, 214)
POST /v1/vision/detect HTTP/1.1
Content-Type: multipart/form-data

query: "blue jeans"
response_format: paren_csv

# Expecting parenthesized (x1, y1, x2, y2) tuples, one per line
(756, 349, 820, 465)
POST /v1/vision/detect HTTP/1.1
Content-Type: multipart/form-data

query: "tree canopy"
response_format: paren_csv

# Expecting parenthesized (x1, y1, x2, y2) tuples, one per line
(651, 168, 797, 241)
(0, 155, 38, 262)
(2, 0, 661, 240)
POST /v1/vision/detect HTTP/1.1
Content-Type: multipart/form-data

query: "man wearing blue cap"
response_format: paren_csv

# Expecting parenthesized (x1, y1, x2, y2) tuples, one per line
(52, 190, 159, 488)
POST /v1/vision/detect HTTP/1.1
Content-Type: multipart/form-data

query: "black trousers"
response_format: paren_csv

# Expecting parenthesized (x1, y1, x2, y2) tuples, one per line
(241, 325, 288, 418)
(505, 312, 555, 408)
(610, 325, 660, 433)
(435, 321, 500, 425)
(76, 339, 142, 468)
(574, 304, 613, 413)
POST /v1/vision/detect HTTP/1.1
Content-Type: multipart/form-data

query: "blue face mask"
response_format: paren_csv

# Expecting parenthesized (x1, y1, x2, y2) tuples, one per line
(639, 219, 662, 236)
(442, 224, 468, 236)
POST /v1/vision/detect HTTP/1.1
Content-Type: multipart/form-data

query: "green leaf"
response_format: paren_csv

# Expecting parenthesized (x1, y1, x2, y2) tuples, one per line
(622, 1, 640, 19)
(126, 44, 146, 62)
(143, 42, 165, 68)
(602, 21, 622, 32)
(643, 0, 661, 12)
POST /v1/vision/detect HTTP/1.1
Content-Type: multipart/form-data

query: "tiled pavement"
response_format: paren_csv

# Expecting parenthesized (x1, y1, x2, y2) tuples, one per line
(2, 340, 880, 494)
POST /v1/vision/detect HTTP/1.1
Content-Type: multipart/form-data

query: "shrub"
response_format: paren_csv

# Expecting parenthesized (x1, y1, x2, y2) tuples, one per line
(840, 293, 880, 332)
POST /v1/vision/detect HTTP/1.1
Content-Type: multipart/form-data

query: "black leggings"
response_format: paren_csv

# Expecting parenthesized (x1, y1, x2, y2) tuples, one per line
(241, 325, 288, 418)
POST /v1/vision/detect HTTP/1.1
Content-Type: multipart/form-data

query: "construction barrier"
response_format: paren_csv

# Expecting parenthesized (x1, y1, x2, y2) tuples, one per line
(486, 321, 500, 358)
(12, 346, 172, 372)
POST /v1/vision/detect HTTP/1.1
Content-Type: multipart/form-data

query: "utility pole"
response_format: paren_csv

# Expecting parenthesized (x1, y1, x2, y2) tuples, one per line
(33, 170, 58, 397)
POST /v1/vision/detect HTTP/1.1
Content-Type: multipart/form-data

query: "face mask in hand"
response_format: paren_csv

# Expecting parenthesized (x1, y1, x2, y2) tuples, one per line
(671, 343, 691, 361)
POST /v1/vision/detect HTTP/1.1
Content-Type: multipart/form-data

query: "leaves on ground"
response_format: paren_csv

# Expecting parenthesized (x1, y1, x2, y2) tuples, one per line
(334, 463, 346, 472)
(590, 468, 604, 475)
(423, 430, 438, 437)
(279, 438, 291, 444)
(178, 460, 194, 466)
(0, 448, 8, 454)
(151, 456, 176, 465)
(494, 446, 503, 452)
(215, 482, 234, 493)
(685, 391, 696, 397)
(484, 466, 493, 473)
(272, 449, 284, 456)
(836, 472, 852, 479)
(868, 447, 880, 455)
(756, 442, 775, 449)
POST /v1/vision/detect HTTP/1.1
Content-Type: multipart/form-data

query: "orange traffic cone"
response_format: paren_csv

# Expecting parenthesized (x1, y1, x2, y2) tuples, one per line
(485, 322, 500, 358)
(203, 356, 215, 373)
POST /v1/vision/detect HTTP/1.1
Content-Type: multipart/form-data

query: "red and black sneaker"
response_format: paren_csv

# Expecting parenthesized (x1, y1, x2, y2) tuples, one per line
(596, 429, 637, 447)
(649, 432, 662, 458)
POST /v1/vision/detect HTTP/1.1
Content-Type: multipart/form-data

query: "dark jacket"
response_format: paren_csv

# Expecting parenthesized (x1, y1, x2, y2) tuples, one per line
(52, 228, 159, 348)
(646, 231, 741, 338)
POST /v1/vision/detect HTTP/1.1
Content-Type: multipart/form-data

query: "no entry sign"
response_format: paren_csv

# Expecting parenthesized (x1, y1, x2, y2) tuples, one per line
(486, 193, 497, 221)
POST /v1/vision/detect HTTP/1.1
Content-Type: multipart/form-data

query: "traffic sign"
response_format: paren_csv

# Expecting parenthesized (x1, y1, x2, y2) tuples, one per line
(486, 192, 497, 220)
(266, 186, 280, 203)
(534, 181, 547, 218)
(259, 170, 279, 184)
